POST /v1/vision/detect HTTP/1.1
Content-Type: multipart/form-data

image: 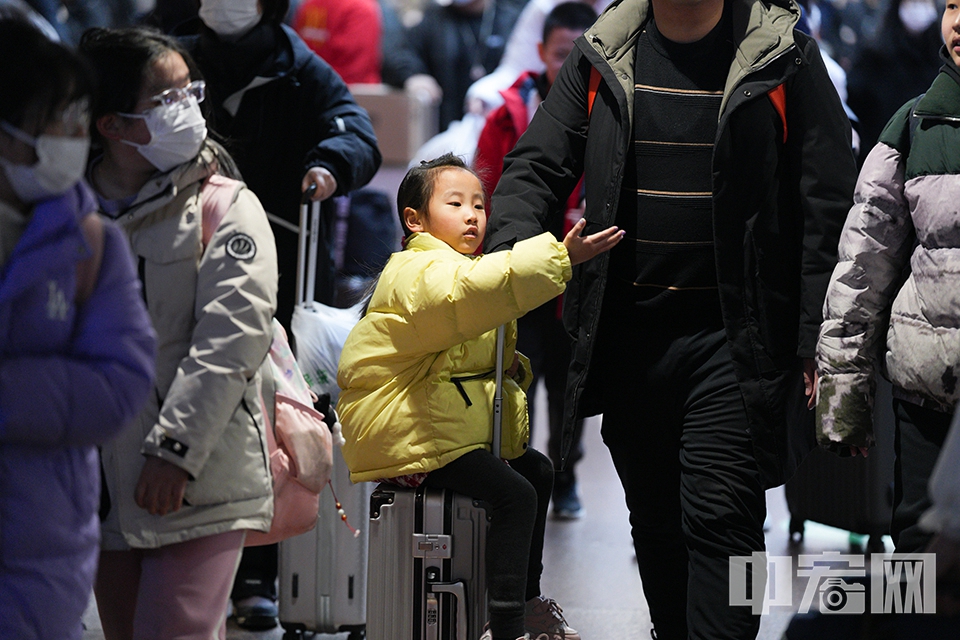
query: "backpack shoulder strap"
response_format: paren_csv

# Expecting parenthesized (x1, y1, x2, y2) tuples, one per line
(587, 66, 601, 118)
(767, 84, 788, 144)
(76, 213, 104, 305)
(200, 174, 244, 249)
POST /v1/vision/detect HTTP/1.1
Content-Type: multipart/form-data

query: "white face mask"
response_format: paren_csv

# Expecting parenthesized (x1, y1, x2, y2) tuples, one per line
(900, 0, 938, 35)
(200, 0, 262, 39)
(119, 97, 207, 173)
(0, 120, 90, 203)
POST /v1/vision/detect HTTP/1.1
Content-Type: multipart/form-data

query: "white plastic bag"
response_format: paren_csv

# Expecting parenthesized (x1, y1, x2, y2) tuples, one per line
(290, 300, 364, 406)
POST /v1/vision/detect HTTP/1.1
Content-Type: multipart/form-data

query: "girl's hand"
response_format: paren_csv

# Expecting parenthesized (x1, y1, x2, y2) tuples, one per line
(506, 353, 520, 379)
(563, 219, 625, 265)
(135, 456, 190, 516)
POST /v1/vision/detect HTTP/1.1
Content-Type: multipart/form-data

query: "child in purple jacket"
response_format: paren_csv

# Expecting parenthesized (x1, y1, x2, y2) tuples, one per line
(0, 19, 156, 640)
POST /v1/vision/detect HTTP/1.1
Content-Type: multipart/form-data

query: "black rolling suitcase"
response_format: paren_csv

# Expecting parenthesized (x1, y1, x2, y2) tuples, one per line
(785, 379, 897, 552)
(365, 327, 508, 640)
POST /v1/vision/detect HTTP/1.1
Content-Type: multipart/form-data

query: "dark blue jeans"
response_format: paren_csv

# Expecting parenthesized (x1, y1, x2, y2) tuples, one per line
(595, 295, 766, 640)
(423, 447, 553, 640)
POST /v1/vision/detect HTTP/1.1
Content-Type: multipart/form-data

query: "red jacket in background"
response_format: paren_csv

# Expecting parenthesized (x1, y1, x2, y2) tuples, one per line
(475, 71, 584, 230)
(293, 0, 382, 84)
(475, 71, 582, 316)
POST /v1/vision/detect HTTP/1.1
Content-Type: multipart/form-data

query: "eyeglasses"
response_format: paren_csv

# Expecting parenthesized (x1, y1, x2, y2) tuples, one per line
(149, 80, 206, 107)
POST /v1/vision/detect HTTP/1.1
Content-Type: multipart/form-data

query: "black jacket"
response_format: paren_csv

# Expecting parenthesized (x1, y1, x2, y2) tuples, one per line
(486, 0, 858, 488)
(182, 23, 381, 225)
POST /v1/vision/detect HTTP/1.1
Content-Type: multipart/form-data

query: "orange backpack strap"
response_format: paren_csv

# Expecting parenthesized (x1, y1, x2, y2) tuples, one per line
(587, 66, 601, 118)
(200, 174, 243, 250)
(767, 84, 787, 144)
(75, 213, 104, 305)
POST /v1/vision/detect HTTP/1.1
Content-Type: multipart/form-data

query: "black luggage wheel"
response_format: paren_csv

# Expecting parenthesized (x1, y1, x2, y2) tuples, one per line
(280, 624, 364, 640)
(280, 623, 305, 640)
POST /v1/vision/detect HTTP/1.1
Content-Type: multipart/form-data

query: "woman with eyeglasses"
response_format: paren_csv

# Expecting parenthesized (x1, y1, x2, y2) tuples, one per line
(0, 19, 156, 640)
(78, 26, 279, 640)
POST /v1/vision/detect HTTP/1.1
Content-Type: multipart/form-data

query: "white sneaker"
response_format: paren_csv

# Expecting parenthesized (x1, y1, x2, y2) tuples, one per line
(524, 595, 580, 640)
(479, 626, 532, 640)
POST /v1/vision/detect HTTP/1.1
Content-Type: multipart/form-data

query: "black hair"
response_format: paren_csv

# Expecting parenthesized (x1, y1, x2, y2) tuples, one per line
(259, 0, 291, 25)
(396, 153, 480, 237)
(79, 26, 201, 133)
(0, 18, 92, 132)
(542, 1, 598, 44)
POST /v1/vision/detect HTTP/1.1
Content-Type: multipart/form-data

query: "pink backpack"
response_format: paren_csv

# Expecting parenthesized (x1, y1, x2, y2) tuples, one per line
(201, 175, 333, 546)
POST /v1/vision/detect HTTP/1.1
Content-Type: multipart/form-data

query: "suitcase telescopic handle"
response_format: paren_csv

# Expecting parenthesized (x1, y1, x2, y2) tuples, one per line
(492, 325, 505, 460)
(297, 185, 320, 310)
(430, 581, 468, 640)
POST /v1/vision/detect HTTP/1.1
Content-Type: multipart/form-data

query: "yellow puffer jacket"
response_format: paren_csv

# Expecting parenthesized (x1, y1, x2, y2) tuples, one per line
(337, 231, 571, 483)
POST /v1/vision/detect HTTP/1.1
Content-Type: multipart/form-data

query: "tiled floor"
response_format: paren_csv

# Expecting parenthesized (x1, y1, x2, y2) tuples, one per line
(84, 382, 898, 640)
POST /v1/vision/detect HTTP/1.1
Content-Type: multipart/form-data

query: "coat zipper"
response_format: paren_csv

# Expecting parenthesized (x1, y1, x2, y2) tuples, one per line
(449, 369, 496, 407)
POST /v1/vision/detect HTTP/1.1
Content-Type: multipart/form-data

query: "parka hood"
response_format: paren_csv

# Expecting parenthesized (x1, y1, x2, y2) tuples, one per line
(581, 0, 801, 118)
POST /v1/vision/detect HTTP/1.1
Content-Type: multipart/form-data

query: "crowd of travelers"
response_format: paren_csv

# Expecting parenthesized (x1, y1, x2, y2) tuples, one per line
(2, 1, 960, 639)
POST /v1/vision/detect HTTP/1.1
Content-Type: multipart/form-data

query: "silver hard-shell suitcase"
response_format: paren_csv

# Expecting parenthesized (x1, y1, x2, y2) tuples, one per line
(365, 327, 507, 640)
(366, 486, 489, 640)
(278, 190, 371, 639)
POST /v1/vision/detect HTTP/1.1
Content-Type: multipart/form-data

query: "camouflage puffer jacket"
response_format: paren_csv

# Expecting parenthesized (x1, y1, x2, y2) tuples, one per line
(816, 62, 960, 451)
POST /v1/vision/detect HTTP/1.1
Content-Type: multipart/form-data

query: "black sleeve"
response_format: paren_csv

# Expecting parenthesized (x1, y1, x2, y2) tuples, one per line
(298, 52, 383, 195)
(790, 33, 859, 357)
(486, 47, 593, 251)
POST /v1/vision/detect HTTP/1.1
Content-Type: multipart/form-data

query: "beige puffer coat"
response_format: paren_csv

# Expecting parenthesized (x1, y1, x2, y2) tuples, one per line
(99, 146, 278, 549)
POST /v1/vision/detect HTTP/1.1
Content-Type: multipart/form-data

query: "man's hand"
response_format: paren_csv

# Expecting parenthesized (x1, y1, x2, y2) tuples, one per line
(803, 357, 818, 410)
(563, 219, 624, 266)
(302, 167, 338, 202)
(135, 456, 190, 516)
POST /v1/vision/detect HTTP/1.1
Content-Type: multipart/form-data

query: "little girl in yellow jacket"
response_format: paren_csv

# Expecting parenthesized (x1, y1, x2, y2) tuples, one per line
(337, 154, 622, 640)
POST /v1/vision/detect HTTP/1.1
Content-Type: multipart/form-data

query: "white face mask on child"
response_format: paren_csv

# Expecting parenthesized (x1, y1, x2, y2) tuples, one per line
(200, 0, 262, 39)
(119, 97, 207, 173)
(0, 120, 90, 203)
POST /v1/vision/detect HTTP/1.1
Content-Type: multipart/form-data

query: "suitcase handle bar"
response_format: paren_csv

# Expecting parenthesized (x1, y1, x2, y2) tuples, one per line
(297, 185, 321, 310)
(430, 581, 468, 640)
(492, 325, 504, 460)
(301, 183, 318, 205)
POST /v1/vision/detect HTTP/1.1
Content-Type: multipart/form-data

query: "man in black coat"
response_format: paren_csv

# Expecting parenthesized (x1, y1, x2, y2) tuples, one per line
(486, 0, 857, 637)
(183, 0, 381, 326)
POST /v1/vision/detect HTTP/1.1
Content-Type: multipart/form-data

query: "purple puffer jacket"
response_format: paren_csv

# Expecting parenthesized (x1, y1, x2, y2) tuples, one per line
(0, 182, 156, 640)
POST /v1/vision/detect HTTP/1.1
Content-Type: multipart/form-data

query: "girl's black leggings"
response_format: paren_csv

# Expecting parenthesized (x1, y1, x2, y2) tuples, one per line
(422, 447, 553, 639)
